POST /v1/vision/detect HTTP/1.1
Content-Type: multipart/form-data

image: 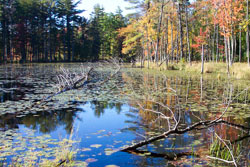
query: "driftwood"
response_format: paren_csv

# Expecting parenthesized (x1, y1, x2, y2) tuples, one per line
(47, 66, 94, 100)
(17, 60, 121, 112)
(48, 59, 120, 99)
(127, 149, 199, 160)
(121, 119, 250, 152)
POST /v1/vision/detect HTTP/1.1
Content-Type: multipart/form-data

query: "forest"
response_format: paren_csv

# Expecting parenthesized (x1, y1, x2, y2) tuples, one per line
(0, 0, 126, 63)
(0, 0, 250, 166)
(0, 0, 250, 68)
(119, 0, 250, 73)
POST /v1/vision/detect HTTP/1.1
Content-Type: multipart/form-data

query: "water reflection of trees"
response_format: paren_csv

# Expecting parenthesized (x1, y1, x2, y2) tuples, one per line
(122, 72, 250, 127)
(121, 71, 250, 165)
(91, 101, 122, 117)
(0, 101, 124, 134)
(0, 107, 79, 134)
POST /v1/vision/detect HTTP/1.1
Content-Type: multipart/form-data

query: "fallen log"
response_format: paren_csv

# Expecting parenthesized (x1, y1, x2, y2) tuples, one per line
(121, 119, 250, 152)
(127, 149, 199, 160)
(17, 60, 121, 112)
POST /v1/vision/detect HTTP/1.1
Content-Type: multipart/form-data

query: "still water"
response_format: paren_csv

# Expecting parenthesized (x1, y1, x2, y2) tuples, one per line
(0, 64, 249, 166)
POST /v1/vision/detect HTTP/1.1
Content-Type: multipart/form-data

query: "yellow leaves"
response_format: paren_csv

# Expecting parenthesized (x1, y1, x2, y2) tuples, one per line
(240, 20, 250, 31)
(123, 33, 143, 45)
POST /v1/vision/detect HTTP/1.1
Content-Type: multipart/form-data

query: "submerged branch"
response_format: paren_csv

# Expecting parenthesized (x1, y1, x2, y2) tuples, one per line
(121, 119, 250, 152)
(206, 156, 236, 164)
(121, 83, 250, 153)
(127, 150, 199, 160)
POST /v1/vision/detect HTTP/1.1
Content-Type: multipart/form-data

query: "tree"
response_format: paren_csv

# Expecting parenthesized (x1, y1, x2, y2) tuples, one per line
(246, 0, 249, 66)
(57, 0, 83, 61)
(192, 28, 209, 74)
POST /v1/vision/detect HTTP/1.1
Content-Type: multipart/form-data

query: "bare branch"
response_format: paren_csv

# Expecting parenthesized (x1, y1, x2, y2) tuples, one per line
(211, 87, 250, 123)
(206, 156, 236, 164)
(213, 133, 238, 167)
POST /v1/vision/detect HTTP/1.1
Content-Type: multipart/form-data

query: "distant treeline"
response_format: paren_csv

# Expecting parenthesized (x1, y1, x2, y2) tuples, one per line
(0, 0, 127, 63)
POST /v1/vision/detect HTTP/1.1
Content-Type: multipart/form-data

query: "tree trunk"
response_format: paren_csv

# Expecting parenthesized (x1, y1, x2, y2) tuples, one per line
(67, 15, 71, 62)
(228, 37, 231, 66)
(146, 0, 151, 68)
(155, 0, 164, 64)
(165, 16, 169, 67)
(212, 24, 216, 62)
(239, 27, 242, 62)
(49, 12, 52, 62)
(225, 36, 230, 75)
(185, 5, 191, 65)
(201, 44, 204, 74)
(178, 2, 184, 60)
(231, 34, 234, 65)
(176, 27, 179, 63)
(2, 18, 7, 63)
(171, 18, 174, 63)
(234, 33, 236, 63)
(247, 0, 250, 66)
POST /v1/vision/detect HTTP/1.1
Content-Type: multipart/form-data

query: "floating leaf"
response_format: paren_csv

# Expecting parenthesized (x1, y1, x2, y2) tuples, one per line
(85, 158, 98, 163)
(82, 148, 92, 152)
(90, 144, 102, 148)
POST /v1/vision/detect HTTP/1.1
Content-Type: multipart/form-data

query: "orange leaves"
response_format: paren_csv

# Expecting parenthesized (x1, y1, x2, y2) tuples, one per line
(192, 28, 209, 52)
(191, 43, 201, 49)
(209, 0, 244, 37)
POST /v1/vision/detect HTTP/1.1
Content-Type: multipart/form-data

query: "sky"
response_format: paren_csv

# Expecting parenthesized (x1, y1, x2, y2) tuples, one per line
(76, 0, 132, 18)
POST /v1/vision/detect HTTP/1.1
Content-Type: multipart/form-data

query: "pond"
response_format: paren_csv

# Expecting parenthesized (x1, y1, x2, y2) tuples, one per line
(0, 64, 249, 167)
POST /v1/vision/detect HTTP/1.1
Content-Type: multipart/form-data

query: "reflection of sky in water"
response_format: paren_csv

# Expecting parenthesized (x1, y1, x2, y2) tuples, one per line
(12, 102, 207, 166)
(1, 98, 248, 166)
(0, 64, 249, 166)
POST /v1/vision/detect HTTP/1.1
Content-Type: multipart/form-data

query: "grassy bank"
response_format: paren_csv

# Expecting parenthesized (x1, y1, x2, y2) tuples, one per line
(135, 62, 250, 79)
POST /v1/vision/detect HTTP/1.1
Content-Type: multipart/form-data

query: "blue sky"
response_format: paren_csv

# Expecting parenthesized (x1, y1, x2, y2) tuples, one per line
(76, 0, 132, 18)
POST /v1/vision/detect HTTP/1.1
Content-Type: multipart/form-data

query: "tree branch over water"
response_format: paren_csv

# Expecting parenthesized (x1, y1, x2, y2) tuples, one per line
(120, 81, 250, 166)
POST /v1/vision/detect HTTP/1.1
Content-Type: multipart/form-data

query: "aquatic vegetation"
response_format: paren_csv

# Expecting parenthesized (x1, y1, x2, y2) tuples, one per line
(0, 128, 86, 167)
(0, 64, 249, 166)
(209, 134, 241, 166)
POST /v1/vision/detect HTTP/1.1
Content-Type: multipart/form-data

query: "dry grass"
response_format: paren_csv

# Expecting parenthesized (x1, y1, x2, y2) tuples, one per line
(231, 63, 250, 79)
(185, 62, 227, 74)
(134, 61, 250, 79)
(135, 61, 180, 71)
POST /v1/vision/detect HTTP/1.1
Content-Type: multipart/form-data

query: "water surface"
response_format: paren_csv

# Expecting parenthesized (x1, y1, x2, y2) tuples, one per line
(0, 64, 249, 166)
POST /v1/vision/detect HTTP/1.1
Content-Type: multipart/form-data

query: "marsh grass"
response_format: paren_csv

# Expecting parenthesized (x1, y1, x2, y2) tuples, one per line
(135, 61, 250, 79)
(231, 63, 250, 79)
(185, 62, 227, 74)
(209, 136, 240, 162)
(135, 62, 180, 71)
